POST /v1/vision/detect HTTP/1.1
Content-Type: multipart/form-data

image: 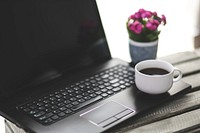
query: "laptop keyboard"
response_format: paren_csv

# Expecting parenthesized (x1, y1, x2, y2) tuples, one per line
(17, 65, 135, 125)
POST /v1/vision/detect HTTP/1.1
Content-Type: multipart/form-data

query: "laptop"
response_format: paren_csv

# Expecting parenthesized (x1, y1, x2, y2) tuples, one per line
(0, 0, 191, 133)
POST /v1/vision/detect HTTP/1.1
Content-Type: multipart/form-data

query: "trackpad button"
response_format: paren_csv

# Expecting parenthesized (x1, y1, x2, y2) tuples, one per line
(81, 101, 134, 127)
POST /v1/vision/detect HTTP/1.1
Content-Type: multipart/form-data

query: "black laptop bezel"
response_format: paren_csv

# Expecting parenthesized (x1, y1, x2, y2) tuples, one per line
(0, 0, 112, 99)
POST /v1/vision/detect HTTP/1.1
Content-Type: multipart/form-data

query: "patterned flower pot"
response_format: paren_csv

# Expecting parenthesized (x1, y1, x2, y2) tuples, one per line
(129, 39, 158, 65)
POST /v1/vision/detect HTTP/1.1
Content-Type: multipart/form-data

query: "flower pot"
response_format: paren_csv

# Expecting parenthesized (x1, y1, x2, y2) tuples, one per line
(129, 39, 158, 64)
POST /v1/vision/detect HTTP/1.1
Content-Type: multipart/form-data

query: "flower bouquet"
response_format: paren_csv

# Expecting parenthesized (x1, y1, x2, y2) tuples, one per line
(127, 8, 166, 42)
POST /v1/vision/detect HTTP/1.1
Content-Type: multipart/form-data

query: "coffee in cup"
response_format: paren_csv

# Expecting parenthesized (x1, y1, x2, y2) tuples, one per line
(135, 59, 182, 94)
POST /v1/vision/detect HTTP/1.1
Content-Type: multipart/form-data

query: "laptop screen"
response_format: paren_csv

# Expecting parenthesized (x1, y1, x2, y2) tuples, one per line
(0, 0, 111, 96)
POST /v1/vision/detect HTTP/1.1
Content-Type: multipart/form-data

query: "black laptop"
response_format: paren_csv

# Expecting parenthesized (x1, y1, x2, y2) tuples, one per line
(0, 0, 191, 133)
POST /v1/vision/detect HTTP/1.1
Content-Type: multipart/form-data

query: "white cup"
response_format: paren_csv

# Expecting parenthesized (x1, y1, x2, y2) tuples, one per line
(135, 60, 182, 94)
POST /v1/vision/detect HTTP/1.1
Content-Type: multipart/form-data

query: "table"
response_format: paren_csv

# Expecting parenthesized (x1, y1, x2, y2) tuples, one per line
(5, 49, 200, 133)
(108, 49, 200, 133)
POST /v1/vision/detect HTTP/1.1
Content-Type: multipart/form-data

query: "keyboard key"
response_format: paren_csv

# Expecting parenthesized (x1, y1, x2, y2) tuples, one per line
(51, 115, 59, 120)
(33, 111, 45, 118)
(59, 107, 67, 111)
(38, 113, 53, 121)
(112, 83, 120, 87)
(72, 96, 103, 111)
(101, 93, 108, 97)
(58, 112, 65, 117)
(52, 110, 60, 114)
(110, 79, 119, 83)
(29, 110, 38, 115)
(107, 90, 114, 95)
(43, 118, 54, 125)
(65, 109, 72, 114)
(23, 108, 30, 112)
(113, 87, 121, 92)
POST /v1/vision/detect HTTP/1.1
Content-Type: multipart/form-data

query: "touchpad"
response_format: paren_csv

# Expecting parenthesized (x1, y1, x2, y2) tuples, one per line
(81, 101, 135, 127)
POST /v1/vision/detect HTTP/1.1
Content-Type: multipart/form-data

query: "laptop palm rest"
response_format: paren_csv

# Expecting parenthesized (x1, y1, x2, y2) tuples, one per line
(81, 101, 135, 127)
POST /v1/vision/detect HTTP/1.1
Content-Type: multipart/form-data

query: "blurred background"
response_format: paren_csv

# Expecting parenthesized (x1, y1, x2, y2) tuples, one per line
(96, 0, 200, 61)
(0, 0, 199, 132)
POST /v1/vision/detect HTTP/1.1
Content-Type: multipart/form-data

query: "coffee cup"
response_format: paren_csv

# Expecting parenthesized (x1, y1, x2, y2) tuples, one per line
(135, 59, 182, 94)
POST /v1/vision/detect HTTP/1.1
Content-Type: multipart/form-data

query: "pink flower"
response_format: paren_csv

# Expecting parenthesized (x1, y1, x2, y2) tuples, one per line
(145, 11, 152, 18)
(152, 12, 157, 16)
(141, 11, 152, 18)
(138, 8, 146, 14)
(161, 15, 167, 25)
(129, 21, 143, 34)
(146, 20, 159, 31)
(132, 12, 141, 19)
(129, 15, 134, 19)
(154, 19, 160, 25)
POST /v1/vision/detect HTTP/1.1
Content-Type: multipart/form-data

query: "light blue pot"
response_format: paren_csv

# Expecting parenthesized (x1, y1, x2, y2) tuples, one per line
(129, 39, 158, 65)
